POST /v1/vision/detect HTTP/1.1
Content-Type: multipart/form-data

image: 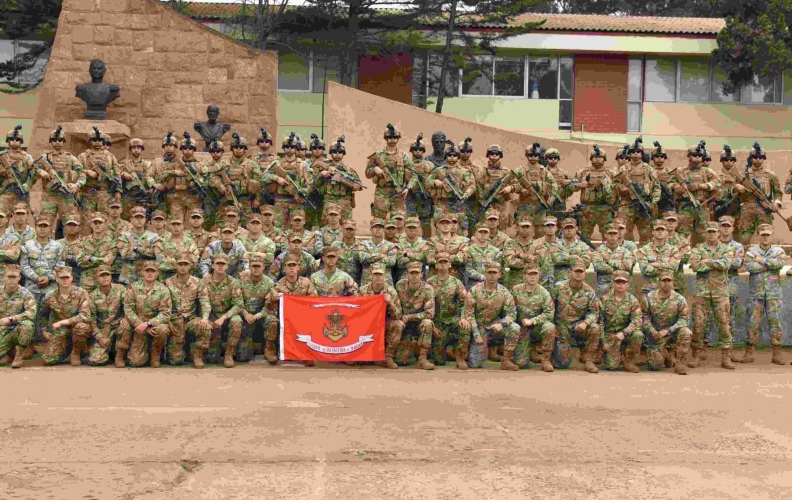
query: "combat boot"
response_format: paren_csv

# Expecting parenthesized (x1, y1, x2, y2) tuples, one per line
(488, 346, 501, 362)
(636, 347, 648, 367)
(384, 343, 399, 369)
(70, 340, 85, 367)
(740, 345, 756, 363)
(721, 348, 736, 370)
(623, 343, 641, 373)
(665, 347, 676, 368)
(687, 347, 699, 368)
(11, 349, 24, 369)
(21, 345, 35, 360)
(264, 340, 278, 364)
(150, 346, 163, 368)
(193, 348, 205, 369)
(417, 346, 435, 370)
(114, 348, 127, 368)
(223, 343, 236, 368)
(540, 350, 554, 372)
(699, 344, 709, 362)
(303, 360, 315, 367)
(771, 346, 785, 365)
(499, 349, 519, 371)
(583, 352, 599, 374)
(675, 349, 688, 375)
(446, 347, 456, 362)
(455, 342, 469, 370)
(530, 349, 542, 364)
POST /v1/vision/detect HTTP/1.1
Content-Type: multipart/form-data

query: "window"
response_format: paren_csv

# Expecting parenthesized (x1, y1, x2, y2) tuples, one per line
(528, 56, 558, 99)
(461, 56, 495, 96)
(277, 49, 311, 91)
(679, 57, 710, 102)
(644, 58, 676, 102)
(411, 51, 459, 106)
(558, 56, 574, 130)
(740, 74, 782, 104)
(710, 65, 737, 102)
(312, 55, 341, 94)
(0, 40, 13, 84)
(494, 57, 525, 97)
(627, 57, 643, 132)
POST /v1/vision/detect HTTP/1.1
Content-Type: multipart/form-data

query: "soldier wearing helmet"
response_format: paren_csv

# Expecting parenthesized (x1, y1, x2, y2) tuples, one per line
(366, 123, 419, 220)
(728, 142, 782, 246)
(542, 148, 574, 214)
(573, 143, 617, 241)
(612, 136, 660, 245)
(510, 142, 558, 239)
(671, 140, 722, 245)
(472, 144, 515, 231)
(0, 125, 36, 218)
(117, 138, 152, 221)
(77, 126, 122, 233)
(263, 132, 312, 229)
(425, 137, 476, 237)
(314, 135, 362, 222)
(649, 140, 675, 212)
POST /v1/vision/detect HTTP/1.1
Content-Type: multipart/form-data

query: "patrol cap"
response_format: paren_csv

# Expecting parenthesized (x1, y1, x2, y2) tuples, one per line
(662, 210, 679, 221)
(109, 200, 122, 208)
(613, 270, 630, 283)
(385, 218, 397, 229)
(96, 264, 112, 276)
(603, 222, 619, 234)
(259, 204, 275, 215)
(35, 215, 53, 226)
(4, 264, 21, 276)
(290, 209, 305, 221)
(758, 224, 773, 235)
(64, 213, 80, 226)
(705, 221, 720, 232)
(485, 208, 500, 220)
(406, 261, 423, 272)
(55, 266, 73, 278)
(13, 203, 28, 214)
(370, 217, 385, 228)
(90, 211, 106, 222)
(475, 224, 490, 233)
(220, 226, 235, 234)
(142, 260, 159, 271)
(283, 254, 300, 265)
(323, 247, 339, 257)
(151, 210, 166, 221)
(289, 233, 303, 242)
(174, 251, 194, 265)
(247, 214, 263, 224)
(524, 262, 540, 273)
(248, 254, 265, 266)
(652, 219, 668, 230)
(484, 261, 501, 272)
(212, 253, 230, 265)
(325, 203, 342, 215)
(224, 207, 239, 218)
(561, 218, 577, 228)
(517, 215, 533, 227)
(130, 206, 147, 217)
(658, 269, 675, 280)
(719, 216, 735, 227)
(188, 207, 204, 217)
(390, 209, 406, 221)
(544, 216, 557, 226)
(342, 218, 357, 229)
(437, 213, 453, 223)
(371, 263, 386, 274)
(405, 216, 420, 228)
(570, 256, 588, 271)
(435, 252, 451, 263)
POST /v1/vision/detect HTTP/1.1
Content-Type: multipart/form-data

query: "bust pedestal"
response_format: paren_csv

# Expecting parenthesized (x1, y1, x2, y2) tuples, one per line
(61, 120, 131, 160)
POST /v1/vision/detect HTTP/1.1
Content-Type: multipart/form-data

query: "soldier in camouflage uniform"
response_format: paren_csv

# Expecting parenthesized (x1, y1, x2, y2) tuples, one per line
(612, 138, 660, 245)
(551, 256, 601, 373)
(426, 140, 476, 237)
(311, 247, 358, 297)
(642, 269, 692, 374)
(511, 142, 558, 238)
(116, 260, 172, 368)
(284, 208, 321, 258)
(544, 148, 574, 214)
(269, 233, 318, 281)
(266, 133, 312, 229)
(458, 138, 483, 227)
(669, 141, 721, 246)
(118, 138, 152, 221)
(238, 214, 277, 269)
(465, 261, 520, 370)
(708, 215, 744, 361)
(39, 266, 92, 366)
(712, 147, 741, 223)
(274, 254, 319, 366)
(87, 265, 125, 366)
(426, 251, 473, 369)
(574, 145, 617, 241)
(688, 221, 736, 370)
(649, 141, 676, 213)
(0, 125, 35, 217)
(200, 141, 229, 229)
(199, 226, 249, 279)
(592, 222, 636, 297)
(78, 127, 122, 233)
(76, 211, 116, 293)
(316, 202, 344, 251)
(357, 218, 398, 286)
(614, 217, 637, 254)
(21, 214, 65, 339)
(405, 134, 436, 238)
(6, 202, 35, 243)
(366, 124, 416, 219)
(360, 263, 403, 369)
(105, 201, 132, 282)
(742, 224, 787, 365)
(57, 212, 83, 286)
(186, 208, 215, 253)
(511, 262, 556, 372)
(163, 252, 203, 367)
(530, 216, 559, 291)
(0, 265, 37, 368)
(217, 133, 259, 225)
(117, 206, 160, 285)
(426, 213, 469, 286)
(157, 212, 199, 281)
(395, 261, 437, 370)
(504, 215, 540, 289)
(553, 218, 592, 285)
(636, 219, 681, 308)
(146, 132, 180, 215)
(483, 208, 514, 256)
(473, 144, 515, 231)
(394, 217, 428, 283)
(384, 216, 400, 245)
(302, 134, 328, 229)
(253, 127, 277, 175)
(238, 254, 278, 363)
(599, 270, 643, 372)
(0, 209, 21, 280)
(464, 225, 501, 290)
(148, 210, 169, 238)
(331, 218, 362, 283)
(662, 211, 691, 295)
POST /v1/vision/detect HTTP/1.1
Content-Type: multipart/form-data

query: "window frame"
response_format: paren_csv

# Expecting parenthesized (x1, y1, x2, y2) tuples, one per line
(558, 56, 574, 130)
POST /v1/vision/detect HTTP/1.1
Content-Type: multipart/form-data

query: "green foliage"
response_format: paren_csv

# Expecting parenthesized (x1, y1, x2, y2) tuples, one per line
(0, 0, 61, 93)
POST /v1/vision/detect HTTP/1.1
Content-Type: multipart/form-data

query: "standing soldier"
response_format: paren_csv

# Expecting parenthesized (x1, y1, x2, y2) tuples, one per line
(237, 254, 278, 363)
(726, 143, 782, 246)
(426, 140, 475, 236)
(105, 201, 132, 283)
(115, 260, 172, 368)
(39, 266, 92, 366)
(314, 136, 362, 222)
(504, 216, 538, 289)
(688, 221, 736, 370)
(712, 215, 744, 359)
(742, 224, 787, 365)
(21, 214, 65, 340)
(311, 246, 358, 297)
(406, 134, 436, 238)
(32, 126, 84, 236)
(284, 208, 321, 258)
(395, 261, 437, 370)
(199, 226, 249, 279)
(483, 208, 513, 255)
(6, 203, 35, 243)
(57, 213, 83, 287)
(669, 140, 721, 245)
(357, 218, 398, 286)
(458, 137, 482, 227)
(302, 134, 328, 229)
(220, 133, 259, 224)
(394, 217, 429, 283)
(599, 270, 643, 373)
(426, 213, 468, 285)
(252, 127, 276, 198)
(0, 209, 20, 279)
(76, 211, 115, 293)
(553, 218, 592, 285)
(78, 126, 122, 232)
(551, 256, 601, 373)
(86, 265, 125, 366)
(613, 138, 660, 245)
(163, 251, 203, 366)
(531, 216, 560, 291)
(316, 202, 344, 250)
(426, 252, 473, 369)
(511, 142, 557, 238)
(642, 269, 692, 374)
(473, 144, 514, 231)
(712, 146, 741, 222)
(574, 144, 617, 240)
(613, 144, 629, 172)
(332, 218, 362, 283)
(146, 131, 179, 214)
(465, 261, 519, 370)
(269, 233, 317, 281)
(366, 123, 414, 219)
(0, 125, 35, 216)
(464, 225, 501, 290)
(636, 219, 680, 308)
(511, 262, 556, 372)
(201, 140, 228, 229)
(238, 214, 277, 269)
(185, 208, 213, 252)
(274, 254, 318, 367)
(118, 138, 152, 220)
(592, 222, 636, 297)
(267, 133, 312, 229)
(117, 206, 160, 286)
(359, 263, 403, 369)
(157, 212, 199, 281)
(0, 264, 37, 368)
(544, 148, 574, 214)
(649, 141, 676, 213)
(663, 210, 691, 296)
(178, 132, 213, 219)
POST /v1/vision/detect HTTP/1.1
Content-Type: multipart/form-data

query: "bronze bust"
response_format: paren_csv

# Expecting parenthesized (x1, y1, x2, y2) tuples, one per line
(194, 104, 231, 152)
(427, 131, 447, 168)
(75, 59, 120, 120)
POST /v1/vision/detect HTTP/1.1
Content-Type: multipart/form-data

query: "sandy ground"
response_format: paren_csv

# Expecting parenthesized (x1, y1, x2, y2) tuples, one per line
(2, 350, 792, 500)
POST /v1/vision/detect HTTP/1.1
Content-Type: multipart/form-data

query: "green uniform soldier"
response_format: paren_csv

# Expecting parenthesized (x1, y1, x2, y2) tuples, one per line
(0, 265, 37, 368)
(464, 225, 501, 290)
(0, 209, 21, 280)
(649, 141, 676, 213)
(105, 201, 132, 282)
(511, 142, 558, 238)
(405, 134, 435, 238)
(0, 125, 35, 217)
(359, 263, 403, 369)
(116, 260, 172, 368)
(544, 148, 574, 214)
(511, 262, 556, 372)
(366, 124, 415, 219)
(599, 270, 644, 372)
(332, 218, 362, 283)
(146, 131, 181, 215)
(238, 254, 278, 363)
(238, 213, 277, 269)
(253, 127, 277, 174)
(267, 133, 313, 229)
(117, 206, 160, 285)
(394, 217, 428, 283)
(636, 219, 681, 308)
(426, 251, 473, 369)
(284, 208, 321, 258)
(669, 141, 721, 245)
(592, 222, 636, 297)
(663, 211, 691, 295)
(614, 217, 637, 254)
(5, 199, 34, 245)
(742, 224, 787, 365)
(156, 212, 199, 281)
(302, 134, 328, 229)
(553, 217, 592, 285)
(163, 251, 203, 366)
(642, 269, 692, 374)
(316, 203, 344, 251)
(78, 127, 122, 232)
(709, 215, 744, 359)
(473, 144, 515, 231)
(269, 233, 318, 281)
(21, 213, 65, 340)
(483, 208, 514, 256)
(574, 144, 617, 241)
(199, 226, 249, 279)
(504, 215, 539, 289)
(551, 256, 601, 373)
(57, 212, 83, 287)
(315, 139, 362, 222)
(86, 264, 125, 366)
(426, 213, 469, 286)
(395, 261, 437, 370)
(530, 216, 559, 291)
(612, 138, 660, 245)
(357, 218, 398, 286)
(186, 208, 215, 253)
(39, 266, 92, 366)
(688, 221, 736, 370)
(32, 126, 85, 234)
(76, 211, 116, 293)
(426, 139, 476, 237)
(310, 246, 359, 297)
(219, 133, 260, 224)
(200, 141, 229, 229)
(118, 138, 152, 221)
(458, 138, 484, 227)
(274, 253, 319, 367)
(465, 261, 520, 370)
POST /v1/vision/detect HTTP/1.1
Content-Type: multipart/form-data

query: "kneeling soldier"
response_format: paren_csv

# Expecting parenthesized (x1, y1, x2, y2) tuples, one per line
(87, 264, 125, 366)
(426, 252, 473, 369)
(395, 260, 437, 370)
(40, 266, 92, 366)
(599, 270, 643, 372)
(239, 254, 278, 363)
(194, 253, 244, 368)
(0, 265, 37, 368)
(641, 269, 692, 374)
(164, 251, 203, 366)
(511, 262, 556, 372)
(274, 254, 319, 367)
(360, 263, 403, 369)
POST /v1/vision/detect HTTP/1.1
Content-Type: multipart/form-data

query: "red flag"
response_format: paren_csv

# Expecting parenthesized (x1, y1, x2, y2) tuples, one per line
(279, 295, 386, 361)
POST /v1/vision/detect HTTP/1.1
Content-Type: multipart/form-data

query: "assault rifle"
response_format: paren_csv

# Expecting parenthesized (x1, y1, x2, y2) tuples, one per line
(0, 153, 34, 215)
(628, 182, 655, 221)
(470, 170, 513, 228)
(181, 159, 217, 209)
(35, 155, 82, 209)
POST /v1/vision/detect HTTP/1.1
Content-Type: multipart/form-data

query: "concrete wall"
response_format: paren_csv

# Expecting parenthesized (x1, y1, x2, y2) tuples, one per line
(424, 98, 560, 133)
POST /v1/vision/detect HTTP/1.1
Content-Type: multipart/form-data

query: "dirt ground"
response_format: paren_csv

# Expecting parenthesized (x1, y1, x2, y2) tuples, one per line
(2, 349, 792, 500)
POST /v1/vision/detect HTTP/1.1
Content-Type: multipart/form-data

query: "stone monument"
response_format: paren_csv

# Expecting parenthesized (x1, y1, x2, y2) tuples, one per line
(426, 131, 447, 168)
(194, 104, 232, 152)
(75, 59, 120, 120)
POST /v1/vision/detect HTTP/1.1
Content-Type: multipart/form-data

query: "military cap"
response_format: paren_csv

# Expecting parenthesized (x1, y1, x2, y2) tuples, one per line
(459, 137, 473, 152)
(658, 269, 674, 280)
(55, 266, 73, 278)
(662, 210, 679, 220)
(62, 214, 80, 226)
(296, 136, 307, 150)
(652, 219, 668, 230)
(151, 210, 166, 220)
(329, 135, 346, 153)
(247, 213, 263, 224)
(445, 142, 460, 157)
(323, 246, 339, 257)
(383, 123, 401, 139)
(49, 125, 65, 141)
(405, 216, 420, 227)
(614, 218, 627, 229)
(281, 133, 299, 148)
(704, 221, 720, 232)
(257, 127, 273, 144)
(290, 208, 306, 220)
(0, 208, 7, 217)
(209, 140, 224, 151)
(342, 218, 357, 229)
(390, 209, 406, 220)
(544, 216, 557, 226)
(130, 206, 147, 217)
(544, 148, 560, 158)
(325, 203, 342, 215)
(384, 218, 397, 229)
(283, 254, 300, 265)
(370, 217, 385, 227)
(188, 207, 204, 217)
(524, 262, 540, 273)
(224, 207, 240, 217)
(129, 138, 145, 149)
(484, 261, 501, 271)
(289, 233, 303, 242)
(176, 251, 195, 265)
(13, 202, 28, 214)
(406, 261, 423, 271)
(35, 214, 53, 226)
(436, 213, 453, 223)
(141, 260, 159, 271)
(435, 252, 451, 263)
(90, 211, 106, 222)
(612, 270, 630, 282)
(516, 215, 533, 227)
(570, 256, 588, 271)
(409, 133, 425, 151)
(370, 263, 386, 274)
(308, 133, 325, 149)
(486, 144, 503, 156)
(6, 124, 23, 143)
(96, 264, 112, 276)
(485, 208, 500, 220)
(259, 204, 275, 214)
(475, 224, 490, 233)
(212, 253, 230, 265)
(162, 131, 178, 147)
(248, 254, 266, 265)
(603, 222, 619, 233)
(561, 217, 577, 228)
(719, 216, 735, 226)
(758, 223, 773, 235)
(109, 200, 122, 208)
(180, 131, 197, 149)
(4, 264, 21, 275)
(220, 226, 235, 234)
(168, 210, 184, 222)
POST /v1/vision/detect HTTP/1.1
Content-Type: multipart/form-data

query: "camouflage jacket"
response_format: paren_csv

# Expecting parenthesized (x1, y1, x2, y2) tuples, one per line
(474, 163, 513, 206)
(360, 283, 402, 320)
(366, 150, 416, 192)
(672, 164, 721, 206)
(636, 242, 680, 290)
(117, 229, 160, 285)
(0, 148, 36, 193)
(237, 233, 277, 268)
(186, 228, 214, 253)
(547, 166, 575, 203)
(90, 283, 125, 332)
(689, 241, 734, 298)
(316, 226, 343, 251)
(611, 162, 660, 205)
(275, 276, 318, 297)
(157, 234, 199, 274)
(76, 234, 116, 291)
(425, 164, 476, 206)
(284, 229, 322, 258)
(574, 166, 617, 205)
(35, 151, 86, 193)
(0, 284, 36, 322)
(530, 238, 559, 289)
(427, 275, 468, 325)
(5, 225, 35, 245)
(164, 275, 203, 320)
(311, 269, 359, 297)
(78, 148, 121, 195)
(511, 164, 558, 207)
(119, 157, 152, 196)
(599, 291, 642, 337)
(551, 280, 600, 332)
(316, 161, 361, 200)
(266, 157, 311, 199)
(357, 239, 399, 285)
(511, 283, 554, 327)
(20, 239, 65, 294)
(745, 245, 786, 300)
(466, 283, 516, 338)
(239, 274, 277, 320)
(199, 240, 249, 278)
(57, 236, 82, 278)
(198, 274, 243, 319)
(395, 238, 429, 278)
(465, 244, 502, 285)
(0, 231, 21, 277)
(395, 279, 435, 323)
(592, 243, 636, 295)
(41, 285, 92, 332)
(330, 240, 362, 283)
(727, 167, 782, 207)
(124, 281, 172, 327)
(721, 239, 745, 296)
(269, 249, 317, 281)
(489, 230, 514, 253)
(642, 290, 690, 337)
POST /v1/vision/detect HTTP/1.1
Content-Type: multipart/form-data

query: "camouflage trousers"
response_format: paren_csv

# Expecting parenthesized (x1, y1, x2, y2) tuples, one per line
(239, 316, 278, 362)
(194, 312, 243, 365)
(580, 204, 614, 241)
(601, 330, 644, 371)
(371, 187, 406, 219)
(643, 327, 692, 371)
(41, 322, 92, 365)
(468, 322, 520, 369)
(0, 321, 35, 359)
(516, 322, 557, 368)
(735, 205, 772, 247)
(618, 205, 653, 246)
(116, 319, 170, 367)
(551, 322, 601, 370)
(677, 204, 712, 246)
(394, 319, 433, 366)
(323, 196, 353, 222)
(692, 296, 732, 349)
(165, 316, 192, 365)
(705, 294, 737, 345)
(273, 195, 302, 230)
(429, 319, 471, 366)
(40, 192, 81, 230)
(747, 297, 784, 347)
(87, 322, 121, 366)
